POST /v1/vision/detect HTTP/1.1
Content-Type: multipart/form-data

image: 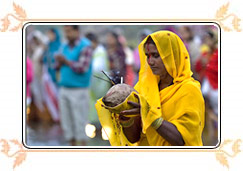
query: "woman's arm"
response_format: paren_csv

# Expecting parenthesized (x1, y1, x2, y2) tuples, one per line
(120, 95, 185, 145)
(119, 95, 142, 144)
(119, 115, 142, 143)
(155, 120, 185, 146)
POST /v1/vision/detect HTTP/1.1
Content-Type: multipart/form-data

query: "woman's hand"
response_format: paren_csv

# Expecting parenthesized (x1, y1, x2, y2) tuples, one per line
(119, 94, 141, 116)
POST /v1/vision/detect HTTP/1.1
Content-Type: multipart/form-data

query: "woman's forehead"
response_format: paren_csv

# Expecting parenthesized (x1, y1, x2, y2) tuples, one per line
(144, 43, 158, 53)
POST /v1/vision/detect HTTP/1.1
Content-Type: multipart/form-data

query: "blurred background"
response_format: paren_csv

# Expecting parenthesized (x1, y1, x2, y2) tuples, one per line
(25, 24, 218, 146)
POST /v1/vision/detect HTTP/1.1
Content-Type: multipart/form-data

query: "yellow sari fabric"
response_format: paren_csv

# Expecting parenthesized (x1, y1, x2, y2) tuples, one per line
(95, 91, 150, 146)
(135, 30, 205, 146)
(95, 30, 205, 146)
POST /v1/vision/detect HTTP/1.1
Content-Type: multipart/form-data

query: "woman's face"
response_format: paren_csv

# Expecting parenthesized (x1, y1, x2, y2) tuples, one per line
(106, 33, 117, 46)
(47, 30, 56, 42)
(144, 43, 168, 77)
(204, 35, 215, 49)
(178, 26, 191, 42)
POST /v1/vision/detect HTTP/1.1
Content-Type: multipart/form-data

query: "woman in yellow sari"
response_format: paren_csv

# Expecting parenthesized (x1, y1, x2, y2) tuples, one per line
(96, 30, 205, 146)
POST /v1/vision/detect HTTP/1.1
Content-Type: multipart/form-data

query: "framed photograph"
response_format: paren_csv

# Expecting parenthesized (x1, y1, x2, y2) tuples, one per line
(23, 22, 220, 149)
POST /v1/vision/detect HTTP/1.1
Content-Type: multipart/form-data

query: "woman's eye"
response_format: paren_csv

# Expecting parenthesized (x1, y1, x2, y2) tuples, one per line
(145, 53, 160, 58)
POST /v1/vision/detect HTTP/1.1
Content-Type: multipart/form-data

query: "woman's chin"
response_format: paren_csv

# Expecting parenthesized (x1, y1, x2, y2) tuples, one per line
(151, 70, 160, 75)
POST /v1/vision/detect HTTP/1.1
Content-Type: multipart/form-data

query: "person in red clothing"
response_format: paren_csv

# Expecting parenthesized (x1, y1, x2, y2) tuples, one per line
(196, 30, 218, 115)
(195, 31, 218, 83)
(195, 30, 218, 145)
(205, 49, 218, 90)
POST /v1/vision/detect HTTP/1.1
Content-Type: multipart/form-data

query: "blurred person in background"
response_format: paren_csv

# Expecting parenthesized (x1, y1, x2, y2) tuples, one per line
(119, 35, 135, 86)
(86, 32, 110, 99)
(44, 28, 61, 84)
(55, 25, 92, 146)
(201, 30, 218, 115)
(106, 31, 126, 84)
(133, 29, 152, 84)
(26, 56, 33, 107)
(29, 30, 49, 117)
(86, 32, 110, 126)
(195, 30, 218, 84)
(178, 26, 201, 79)
(26, 26, 35, 58)
(195, 30, 218, 145)
(195, 30, 218, 101)
(41, 28, 62, 122)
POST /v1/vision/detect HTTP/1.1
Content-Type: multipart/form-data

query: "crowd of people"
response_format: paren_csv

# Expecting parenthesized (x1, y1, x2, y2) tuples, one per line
(26, 25, 218, 146)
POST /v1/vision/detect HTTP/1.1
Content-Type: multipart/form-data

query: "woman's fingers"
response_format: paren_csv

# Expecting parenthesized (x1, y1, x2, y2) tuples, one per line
(123, 94, 141, 115)
(103, 93, 141, 115)
(134, 93, 140, 102)
(127, 101, 140, 108)
(120, 108, 140, 115)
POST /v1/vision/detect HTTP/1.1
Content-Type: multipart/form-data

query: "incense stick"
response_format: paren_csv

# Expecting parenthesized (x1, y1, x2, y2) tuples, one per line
(101, 70, 115, 85)
(93, 75, 112, 84)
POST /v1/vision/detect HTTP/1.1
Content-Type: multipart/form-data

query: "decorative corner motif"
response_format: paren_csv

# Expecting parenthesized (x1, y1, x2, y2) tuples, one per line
(215, 2, 242, 32)
(215, 139, 242, 170)
(0, 139, 27, 169)
(0, 2, 27, 32)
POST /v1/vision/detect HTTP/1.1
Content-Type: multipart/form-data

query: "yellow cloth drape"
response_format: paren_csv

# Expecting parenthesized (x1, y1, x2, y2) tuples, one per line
(136, 31, 205, 146)
(95, 91, 150, 146)
(95, 30, 205, 146)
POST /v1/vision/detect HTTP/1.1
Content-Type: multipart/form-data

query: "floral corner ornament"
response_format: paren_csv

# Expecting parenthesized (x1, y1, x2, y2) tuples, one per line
(215, 2, 242, 32)
(0, 139, 27, 169)
(215, 139, 242, 170)
(0, 2, 27, 32)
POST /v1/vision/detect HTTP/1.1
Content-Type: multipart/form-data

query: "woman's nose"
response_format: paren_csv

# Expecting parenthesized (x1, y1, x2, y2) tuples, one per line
(148, 56, 154, 66)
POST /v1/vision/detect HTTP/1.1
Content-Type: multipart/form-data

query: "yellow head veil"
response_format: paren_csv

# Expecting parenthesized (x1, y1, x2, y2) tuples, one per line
(136, 30, 198, 133)
(139, 30, 192, 83)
